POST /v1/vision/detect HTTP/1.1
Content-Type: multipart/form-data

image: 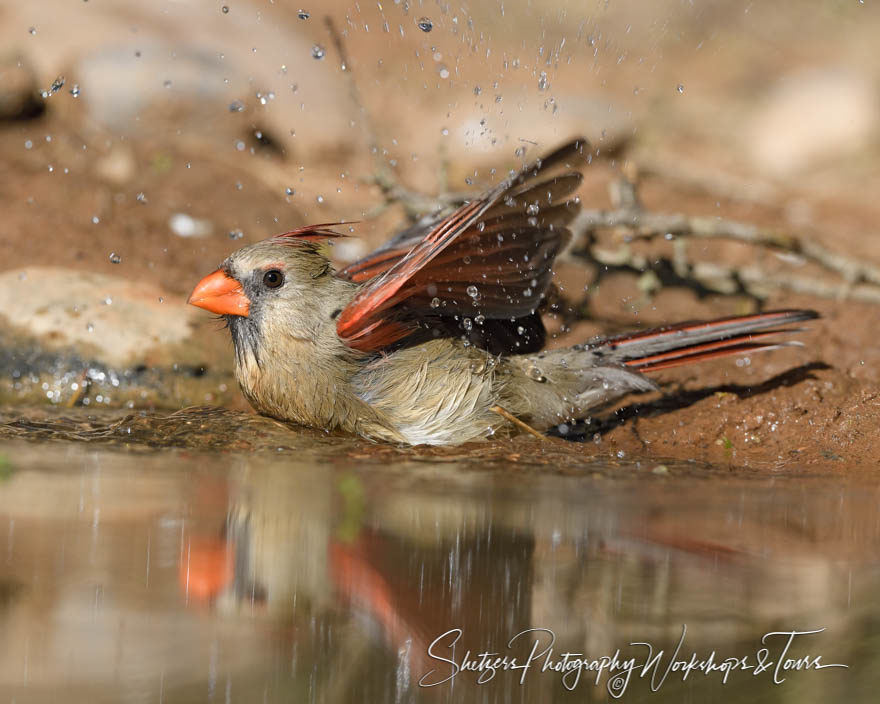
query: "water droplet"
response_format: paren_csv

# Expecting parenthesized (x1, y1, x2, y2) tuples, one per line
(285, 187, 294, 196)
(474, 314, 485, 324)
(24, 140, 32, 150)
(417, 17, 433, 32)
(221, 5, 229, 13)
(316, 195, 324, 203)
(228, 100, 245, 112)
(28, 27, 36, 35)
(41, 76, 65, 99)
(136, 192, 147, 204)
(108, 252, 122, 264)
(311, 44, 326, 60)
(526, 203, 540, 215)
(516, 326, 525, 335)
(514, 146, 526, 158)
(163, 79, 172, 88)
(441, 127, 449, 136)
(91, 216, 100, 224)
(466, 285, 479, 299)
(430, 297, 441, 309)
(676, 83, 684, 94)
(537, 71, 549, 91)
(228, 229, 244, 240)
(70, 84, 80, 98)
(86, 322, 94, 333)
(473, 85, 481, 95)
(462, 318, 473, 331)
(103, 297, 112, 306)
(298, 9, 310, 19)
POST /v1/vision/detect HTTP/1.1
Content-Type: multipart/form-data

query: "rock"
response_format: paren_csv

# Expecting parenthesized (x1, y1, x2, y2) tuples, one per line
(168, 213, 213, 239)
(93, 145, 135, 185)
(0, 268, 237, 409)
(745, 69, 878, 176)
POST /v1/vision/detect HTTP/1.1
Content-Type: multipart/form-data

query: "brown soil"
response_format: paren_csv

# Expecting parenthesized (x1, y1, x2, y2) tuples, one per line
(1, 0, 879, 472)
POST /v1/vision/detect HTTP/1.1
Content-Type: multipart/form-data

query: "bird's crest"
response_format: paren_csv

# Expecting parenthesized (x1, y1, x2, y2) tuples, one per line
(269, 222, 355, 245)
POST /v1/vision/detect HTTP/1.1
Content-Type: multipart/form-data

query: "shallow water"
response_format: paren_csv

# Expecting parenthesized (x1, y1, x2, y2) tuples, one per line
(0, 408, 876, 702)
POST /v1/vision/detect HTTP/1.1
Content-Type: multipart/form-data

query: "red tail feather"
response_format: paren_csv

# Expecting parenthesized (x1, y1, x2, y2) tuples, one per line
(601, 309, 818, 372)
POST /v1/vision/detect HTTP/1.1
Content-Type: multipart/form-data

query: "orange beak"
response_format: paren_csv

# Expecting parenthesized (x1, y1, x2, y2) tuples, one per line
(188, 269, 250, 316)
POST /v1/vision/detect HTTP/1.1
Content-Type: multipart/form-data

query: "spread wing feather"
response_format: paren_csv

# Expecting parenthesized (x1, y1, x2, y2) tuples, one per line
(336, 138, 589, 353)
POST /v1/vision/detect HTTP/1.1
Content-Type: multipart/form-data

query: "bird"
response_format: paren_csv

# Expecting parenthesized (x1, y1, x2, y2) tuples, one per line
(188, 137, 818, 446)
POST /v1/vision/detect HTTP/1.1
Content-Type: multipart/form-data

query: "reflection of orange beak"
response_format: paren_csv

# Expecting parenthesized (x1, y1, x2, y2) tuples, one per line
(180, 537, 235, 602)
(188, 269, 250, 316)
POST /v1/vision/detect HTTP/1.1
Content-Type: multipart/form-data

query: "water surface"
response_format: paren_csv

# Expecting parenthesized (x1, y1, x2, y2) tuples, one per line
(0, 408, 875, 702)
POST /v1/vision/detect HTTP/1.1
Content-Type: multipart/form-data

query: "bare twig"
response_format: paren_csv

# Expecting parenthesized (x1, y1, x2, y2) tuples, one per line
(570, 207, 880, 300)
(324, 16, 377, 157)
(636, 154, 779, 205)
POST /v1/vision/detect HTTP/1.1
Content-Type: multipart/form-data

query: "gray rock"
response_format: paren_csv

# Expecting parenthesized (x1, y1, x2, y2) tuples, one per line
(0, 268, 236, 409)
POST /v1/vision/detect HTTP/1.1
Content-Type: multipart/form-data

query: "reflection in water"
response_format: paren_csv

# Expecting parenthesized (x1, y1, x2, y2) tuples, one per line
(0, 439, 875, 702)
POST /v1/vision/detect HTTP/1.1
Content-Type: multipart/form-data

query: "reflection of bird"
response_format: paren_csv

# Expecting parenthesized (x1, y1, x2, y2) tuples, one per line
(177, 465, 335, 615)
(189, 138, 818, 445)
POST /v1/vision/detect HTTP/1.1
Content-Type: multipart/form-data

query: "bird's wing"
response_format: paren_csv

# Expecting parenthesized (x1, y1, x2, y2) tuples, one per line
(335, 137, 589, 353)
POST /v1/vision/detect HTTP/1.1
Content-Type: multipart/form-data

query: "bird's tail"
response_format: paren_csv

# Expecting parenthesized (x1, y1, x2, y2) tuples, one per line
(594, 309, 819, 372)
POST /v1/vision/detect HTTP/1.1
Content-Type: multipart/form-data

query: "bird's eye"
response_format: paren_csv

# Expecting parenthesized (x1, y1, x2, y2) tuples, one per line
(262, 269, 284, 288)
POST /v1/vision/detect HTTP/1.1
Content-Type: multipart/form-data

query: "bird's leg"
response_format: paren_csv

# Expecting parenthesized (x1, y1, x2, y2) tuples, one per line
(490, 405, 547, 441)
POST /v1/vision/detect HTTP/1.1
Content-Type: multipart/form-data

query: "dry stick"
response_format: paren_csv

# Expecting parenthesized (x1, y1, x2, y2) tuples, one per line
(323, 16, 372, 145)
(324, 16, 388, 182)
(636, 154, 779, 206)
(323, 16, 463, 216)
(572, 208, 880, 294)
(491, 405, 547, 441)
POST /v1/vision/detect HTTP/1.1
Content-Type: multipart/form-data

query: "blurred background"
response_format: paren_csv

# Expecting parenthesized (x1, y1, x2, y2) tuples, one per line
(1, 0, 878, 414)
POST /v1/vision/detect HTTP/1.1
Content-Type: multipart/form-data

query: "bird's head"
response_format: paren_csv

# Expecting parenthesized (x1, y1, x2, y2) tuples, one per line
(187, 226, 347, 363)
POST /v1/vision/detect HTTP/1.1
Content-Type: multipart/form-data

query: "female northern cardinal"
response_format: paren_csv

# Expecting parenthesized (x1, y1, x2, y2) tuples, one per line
(189, 138, 817, 445)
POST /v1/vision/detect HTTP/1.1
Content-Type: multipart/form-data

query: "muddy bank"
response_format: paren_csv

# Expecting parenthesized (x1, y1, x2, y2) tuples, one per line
(1, 391, 876, 474)
(0, 0, 878, 473)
